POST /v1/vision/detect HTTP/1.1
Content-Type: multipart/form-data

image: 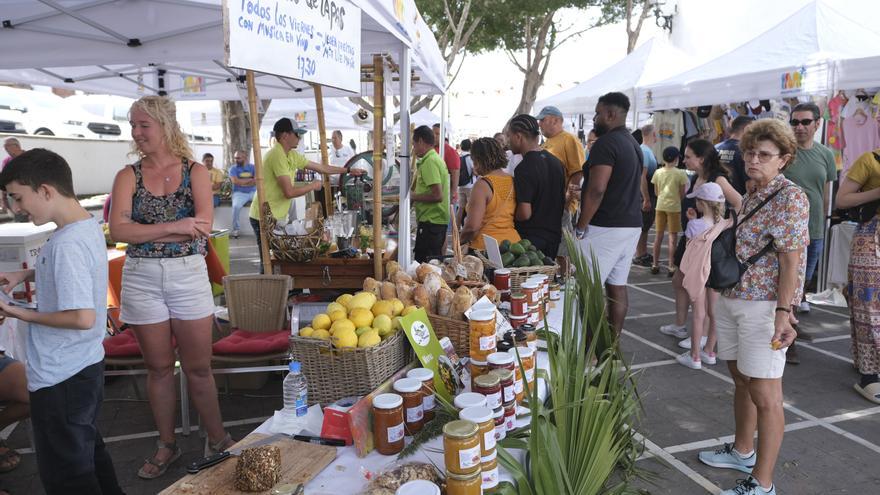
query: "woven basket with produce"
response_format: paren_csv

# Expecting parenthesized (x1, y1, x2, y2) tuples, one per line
(476, 238, 557, 290)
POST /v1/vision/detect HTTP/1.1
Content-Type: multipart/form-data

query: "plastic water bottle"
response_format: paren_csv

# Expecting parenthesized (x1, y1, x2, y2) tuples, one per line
(283, 361, 308, 417)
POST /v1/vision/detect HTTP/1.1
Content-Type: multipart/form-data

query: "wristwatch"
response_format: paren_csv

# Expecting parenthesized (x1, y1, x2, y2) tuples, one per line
(575, 227, 587, 239)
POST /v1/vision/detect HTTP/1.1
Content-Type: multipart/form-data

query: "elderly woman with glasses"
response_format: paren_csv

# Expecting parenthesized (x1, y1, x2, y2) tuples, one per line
(696, 119, 809, 495)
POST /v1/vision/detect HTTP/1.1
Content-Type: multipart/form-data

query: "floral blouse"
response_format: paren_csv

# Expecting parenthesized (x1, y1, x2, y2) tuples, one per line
(126, 159, 206, 258)
(725, 173, 809, 304)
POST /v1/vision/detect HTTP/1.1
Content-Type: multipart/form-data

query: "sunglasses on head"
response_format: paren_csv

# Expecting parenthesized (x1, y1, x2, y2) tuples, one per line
(790, 118, 814, 127)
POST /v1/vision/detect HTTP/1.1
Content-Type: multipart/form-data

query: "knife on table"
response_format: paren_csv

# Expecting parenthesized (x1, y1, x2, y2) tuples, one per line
(186, 433, 285, 474)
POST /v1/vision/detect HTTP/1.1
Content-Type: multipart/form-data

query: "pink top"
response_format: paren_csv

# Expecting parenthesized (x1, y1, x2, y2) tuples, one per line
(680, 218, 732, 303)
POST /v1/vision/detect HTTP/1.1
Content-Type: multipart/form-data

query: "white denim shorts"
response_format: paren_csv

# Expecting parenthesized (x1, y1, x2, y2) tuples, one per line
(120, 255, 215, 325)
(577, 226, 641, 286)
(715, 296, 787, 379)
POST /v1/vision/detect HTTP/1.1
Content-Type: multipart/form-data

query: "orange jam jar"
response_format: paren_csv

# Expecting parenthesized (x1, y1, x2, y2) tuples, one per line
(445, 469, 482, 495)
(371, 393, 404, 455)
(443, 420, 481, 475)
(393, 378, 424, 434)
(468, 309, 496, 362)
(407, 367, 436, 422)
(459, 406, 496, 456)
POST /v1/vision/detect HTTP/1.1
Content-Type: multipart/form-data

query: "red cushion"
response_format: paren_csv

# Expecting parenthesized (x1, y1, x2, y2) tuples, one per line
(103, 329, 142, 358)
(212, 329, 290, 355)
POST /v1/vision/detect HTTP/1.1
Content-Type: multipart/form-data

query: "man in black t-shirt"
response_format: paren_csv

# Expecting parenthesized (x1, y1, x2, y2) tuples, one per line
(506, 114, 566, 257)
(715, 115, 752, 195)
(575, 92, 647, 334)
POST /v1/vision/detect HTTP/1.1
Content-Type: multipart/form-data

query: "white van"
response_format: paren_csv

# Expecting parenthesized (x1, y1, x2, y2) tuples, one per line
(0, 87, 122, 139)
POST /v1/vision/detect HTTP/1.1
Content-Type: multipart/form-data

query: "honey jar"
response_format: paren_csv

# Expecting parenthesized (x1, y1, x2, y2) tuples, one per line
(469, 359, 489, 390)
(443, 420, 481, 475)
(459, 406, 496, 456)
(481, 450, 500, 491)
(468, 309, 497, 362)
(445, 469, 482, 495)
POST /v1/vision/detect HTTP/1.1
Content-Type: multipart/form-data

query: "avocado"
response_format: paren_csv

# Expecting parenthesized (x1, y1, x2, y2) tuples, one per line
(519, 239, 532, 249)
(543, 256, 555, 266)
(528, 251, 541, 264)
(514, 255, 531, 268)
(501, 252, 516, 267)
(509, 243, 526, 256)
(500, 240, 511, 253)
(527, 244, 537, 252)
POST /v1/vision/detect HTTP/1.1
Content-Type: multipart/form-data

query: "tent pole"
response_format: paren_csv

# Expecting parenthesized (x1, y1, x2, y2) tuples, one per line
(246, 70, 272, 275)
(397, 46, 412, 268)
(313, 84, 334, 218)
(440, 96, 446, 160)
(372, 55, 384, 280)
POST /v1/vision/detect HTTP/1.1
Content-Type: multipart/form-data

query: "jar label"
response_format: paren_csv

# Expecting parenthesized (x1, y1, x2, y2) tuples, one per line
(495, 424, 506, 441)
(387, 422, 404, 443)
(423, 394, 435, 411)
(483, 429, 496, 451)
(479, 335, 497, 351)
(514, 378, 523, 394)
(459, 445, 481, 470)
(502, 384, 515, 403)
(527, 341, 537, 351)
(406, 406, 423, 423)
(485, 391, 502, 409)
(482, 466, 499, 488)
(525, 368, 535, 383)
(505, 414, 515, 431)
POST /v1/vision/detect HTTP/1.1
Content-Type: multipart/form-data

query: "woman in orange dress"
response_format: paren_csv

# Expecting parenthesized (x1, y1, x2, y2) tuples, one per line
(460, 137, 520, 250)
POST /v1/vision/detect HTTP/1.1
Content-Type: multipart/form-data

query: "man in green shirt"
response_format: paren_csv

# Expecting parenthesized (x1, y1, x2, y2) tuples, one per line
(411, 125, 450, 262)
(249, 118, 362, 268)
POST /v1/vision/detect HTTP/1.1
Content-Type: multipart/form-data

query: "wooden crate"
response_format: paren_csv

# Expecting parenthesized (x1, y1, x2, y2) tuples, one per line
(273, 256, 375, 290)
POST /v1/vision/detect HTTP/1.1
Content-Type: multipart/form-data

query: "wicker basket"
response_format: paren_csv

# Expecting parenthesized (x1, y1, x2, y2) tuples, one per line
(289, 330, 414, 405)
(262, 203, 324, 263)
(475, 251, 557, 291)
(429, 313, 469, 358)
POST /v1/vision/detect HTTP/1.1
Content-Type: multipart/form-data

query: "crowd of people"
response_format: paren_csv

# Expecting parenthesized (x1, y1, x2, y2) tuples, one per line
(0, 86, 877, 495)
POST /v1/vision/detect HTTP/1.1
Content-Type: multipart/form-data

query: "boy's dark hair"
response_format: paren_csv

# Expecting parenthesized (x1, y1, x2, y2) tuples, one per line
(460, 139, 472, 152)
(729, 116, 754, 134)
(0, 148, 76, 198)
(598, 91, 631, 112)
(202, 152, 214, 160)
(413, 125, 435, 146)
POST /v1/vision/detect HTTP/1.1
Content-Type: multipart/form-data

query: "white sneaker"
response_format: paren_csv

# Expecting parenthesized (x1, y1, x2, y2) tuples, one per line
(231, 230, 240, 239)
(676, 353, 702, 369)
(700, 350, 717, 365)
(797, 301, 810, 313)
(678, 336, 708, 350)
(659, 324, 689, 339)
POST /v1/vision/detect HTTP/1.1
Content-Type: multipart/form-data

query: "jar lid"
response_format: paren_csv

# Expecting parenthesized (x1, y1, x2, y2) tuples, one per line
(373, 393, 403, 409)
(481, 450, 497, 463)
(503, 401, 516, 411)
(494, 268, 511, 275)
(496, 340, 514, 353)
(393, 378, 422, 393)
(459, 405, 493, 424)
(443, 419, 479, 439)
(446, 469, 481, 481)
(473, 373, 500, 389)
(521, 281, 539, 289)
(469, 358, 487, 366)
(531, 274, 548, 281)
(488, 368, 514, 381)
(492, 406, 504, 418)
(510, 292, 525, 299)
(395, 479, 441, 495)
(509, 314, 527, 321)
(510, 346, 535, 358)
(468, 308, 495, 322)
(453, 392, 487, 410)
(406, 368, 434, 382)
(519, 324, 536, 332)
(487, 352, 514, 366)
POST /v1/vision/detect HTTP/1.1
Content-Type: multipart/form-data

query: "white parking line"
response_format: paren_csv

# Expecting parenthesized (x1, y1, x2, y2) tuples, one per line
(635, 432, 721, 494)
(630, 359, 676, 370)
(626, 311, 678, 320)
(804, 305, 850, 319)
(627, 283, 676, 302)
(796, 341, 854, 364)
(812, 334, 851, 343)
(631, 280, 676, 287)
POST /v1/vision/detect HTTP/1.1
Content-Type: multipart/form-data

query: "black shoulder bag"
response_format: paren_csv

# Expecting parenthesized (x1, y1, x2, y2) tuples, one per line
(707, 186, 787, 290)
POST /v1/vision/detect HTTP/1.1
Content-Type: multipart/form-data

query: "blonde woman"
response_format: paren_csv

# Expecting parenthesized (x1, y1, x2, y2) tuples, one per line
(109, 96, 233, 479)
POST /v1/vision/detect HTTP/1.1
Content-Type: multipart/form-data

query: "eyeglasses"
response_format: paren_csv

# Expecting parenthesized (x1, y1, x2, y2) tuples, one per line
(789, 118, 815, 127)
(743, 150, 782, 163)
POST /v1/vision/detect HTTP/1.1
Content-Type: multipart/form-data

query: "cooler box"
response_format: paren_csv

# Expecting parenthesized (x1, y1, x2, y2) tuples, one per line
(210, 229, 230, 296)
(0, 222, 56, 272)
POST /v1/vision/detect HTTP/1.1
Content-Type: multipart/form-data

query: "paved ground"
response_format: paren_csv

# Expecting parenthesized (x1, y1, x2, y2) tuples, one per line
(1, 205, 876, 494)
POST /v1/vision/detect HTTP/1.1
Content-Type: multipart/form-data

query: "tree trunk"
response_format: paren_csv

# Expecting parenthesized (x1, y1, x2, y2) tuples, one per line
(512, 13, 555, 116)
(220, 99, 270, 165)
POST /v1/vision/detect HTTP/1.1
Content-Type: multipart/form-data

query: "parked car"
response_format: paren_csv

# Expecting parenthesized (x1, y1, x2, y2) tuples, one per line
(0, 106, 26, 134)
(0, 87, 122, 139)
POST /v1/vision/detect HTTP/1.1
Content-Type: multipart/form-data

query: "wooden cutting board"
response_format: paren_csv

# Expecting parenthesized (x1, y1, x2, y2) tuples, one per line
(160, 433, 337, 495)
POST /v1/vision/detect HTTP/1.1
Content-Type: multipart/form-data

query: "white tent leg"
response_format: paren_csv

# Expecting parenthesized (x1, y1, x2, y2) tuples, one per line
(397, 47, 413, 268)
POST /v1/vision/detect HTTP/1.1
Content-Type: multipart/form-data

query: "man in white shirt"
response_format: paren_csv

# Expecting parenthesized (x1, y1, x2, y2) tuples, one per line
(330, 130, 355, 167)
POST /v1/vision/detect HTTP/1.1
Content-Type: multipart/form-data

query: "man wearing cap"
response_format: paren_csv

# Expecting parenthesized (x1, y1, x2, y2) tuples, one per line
(537, 106, 585, 256)
(576, 92, 646, 335)
(507, 114, 567, 257)
(716, 116, 754, 195)
(249, 118, 362, 268)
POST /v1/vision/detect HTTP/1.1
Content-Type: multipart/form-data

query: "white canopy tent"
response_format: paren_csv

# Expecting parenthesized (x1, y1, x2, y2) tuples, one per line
(835, 54, 880, 91)
(639, 0, 880, 111)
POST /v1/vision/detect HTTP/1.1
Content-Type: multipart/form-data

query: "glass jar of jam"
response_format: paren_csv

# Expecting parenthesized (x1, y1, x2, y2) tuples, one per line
(509, 357, 524, 403)
(481, 450, 500, 491)
(469, 359, 489, 390)
(487, 351, 514, 373)
(493, 268, 511, 291)
(509, 313, 527, 330)
(473, 373, 502, 409)
(515, 346, 536, 387)
(489, 368, 516, 405)
(468, 309, 496, 362)
(532, 274, 549, 302)
(492, 406, 506, 441)
(520, 324, 537, 351)
(549, 282, 561, 302)
(453, 392, 487, 410)
(407, 367, 436, 422)
(445, 469, 482, 495)
(503, 401, 517, 431)
(443, 420, 481, 475)
(510, 292, 528, 316)
(393, 378, 424, 434)
(459, 406, 496, 456)
(372, 393, 405, 455)
(521, 281, 540, 306)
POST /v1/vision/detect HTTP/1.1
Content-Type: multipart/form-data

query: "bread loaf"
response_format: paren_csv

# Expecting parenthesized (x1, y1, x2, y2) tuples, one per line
(436, 287, 455, 317)
(391, 270, 413, 286)
(451, 286, 474, 320)
(413, 285, 432, 314)
(385, 261, 401, 281)
(396, 282, 416, 306)
(380, 281, 397, 301)
(363, 277, 381, 297)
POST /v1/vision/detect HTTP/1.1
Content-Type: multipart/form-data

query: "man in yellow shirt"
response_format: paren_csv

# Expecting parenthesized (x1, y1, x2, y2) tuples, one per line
(537, 105, 585, 255)
(249, 118, 363, 268)
(203, 152, 226, 207)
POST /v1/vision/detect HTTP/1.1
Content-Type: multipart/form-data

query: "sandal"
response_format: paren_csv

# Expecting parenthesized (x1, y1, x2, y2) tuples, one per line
(0, 440, 20, 473)
(137, 439, 181, 480)
(204, 432, 235, 457)
(854, 382, 880, 405)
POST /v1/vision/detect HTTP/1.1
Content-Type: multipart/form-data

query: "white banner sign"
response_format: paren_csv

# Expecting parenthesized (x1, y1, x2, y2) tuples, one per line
(224, 0, 361, 93)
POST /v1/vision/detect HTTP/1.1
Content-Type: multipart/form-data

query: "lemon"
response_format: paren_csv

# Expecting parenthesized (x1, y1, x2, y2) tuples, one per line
(349, 307, 374, 328)
(358, 330, 381, 348)
(299, 326, 315, 337)
(330, 318, 355, 335)
(355, 326, 373, 336)
(402, 305, 419, 316)
(312, 328, 331, 341)
(332, 328, 358, 348)
(373, 314, 392, 335)
(328, 309, 347, 323)
(326, 302, 346, 315)
(336, 293, 353, 306)
(311, 314, 332, 331)
(371, 300, 394, 318)
(390, 298, 404, 316)
(348, 292, 377, 311)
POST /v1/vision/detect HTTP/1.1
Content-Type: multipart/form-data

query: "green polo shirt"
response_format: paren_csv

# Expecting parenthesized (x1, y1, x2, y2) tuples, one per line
(414, 149, 450, 225)
(249, 143, 309, 220)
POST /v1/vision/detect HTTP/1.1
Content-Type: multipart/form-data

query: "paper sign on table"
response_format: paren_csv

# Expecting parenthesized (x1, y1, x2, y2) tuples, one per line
(400, 309, 453, 403)
(482, 234, 504, 269)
